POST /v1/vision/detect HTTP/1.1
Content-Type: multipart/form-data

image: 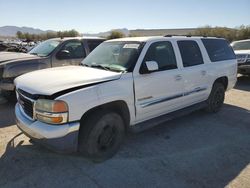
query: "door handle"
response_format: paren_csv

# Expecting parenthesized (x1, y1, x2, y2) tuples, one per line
(175, 75, 182, 81)
(201, 70, 206, 76)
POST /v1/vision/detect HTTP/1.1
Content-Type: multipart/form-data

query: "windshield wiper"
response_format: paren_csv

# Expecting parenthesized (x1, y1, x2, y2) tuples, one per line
(81, 64, 90, 67)
(89, 64, 110, 71)
(29, 52, 38, 56)
(82, 63, 125, 73)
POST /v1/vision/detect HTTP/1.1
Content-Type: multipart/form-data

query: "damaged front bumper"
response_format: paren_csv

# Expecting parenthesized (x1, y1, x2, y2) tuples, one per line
(15, 103, 80, 153)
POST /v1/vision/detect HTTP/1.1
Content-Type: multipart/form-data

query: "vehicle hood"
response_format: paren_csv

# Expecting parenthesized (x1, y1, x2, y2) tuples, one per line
(234, 50, 250, 55)
(15, 66, 122, 96)
(0, 52, 39, 64)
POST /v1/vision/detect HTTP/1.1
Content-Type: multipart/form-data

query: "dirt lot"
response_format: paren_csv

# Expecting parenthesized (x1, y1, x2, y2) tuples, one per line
(0, 76, 250, 188)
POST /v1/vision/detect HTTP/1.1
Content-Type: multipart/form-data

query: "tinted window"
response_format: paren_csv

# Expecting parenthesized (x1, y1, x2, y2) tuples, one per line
(59, 41, 85, 59)
(178, 40, 204, 67)
(202, 39, 235, 62)
(87, 40, 104, 52)
(143, 41, 177, 71)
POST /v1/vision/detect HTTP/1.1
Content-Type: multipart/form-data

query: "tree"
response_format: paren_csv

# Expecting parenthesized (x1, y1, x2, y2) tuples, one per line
(190, 25, 250, 42)
(107, 31, 125, 39)
(16, 31, 24, 39)
(15, 29, 80, 41)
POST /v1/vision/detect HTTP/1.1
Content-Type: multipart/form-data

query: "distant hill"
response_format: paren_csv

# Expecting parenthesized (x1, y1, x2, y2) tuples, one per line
(84, 28, 197, 37)
(0, 26, 54, 37)
(130, 28, 197, 36)
(84, 28, 130, 37)
(0, 25, 198, 38)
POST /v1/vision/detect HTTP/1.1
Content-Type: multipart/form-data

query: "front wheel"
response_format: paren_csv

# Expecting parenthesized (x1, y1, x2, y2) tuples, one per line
(78, 111, 125, 162)
(205, 82, 225, 113)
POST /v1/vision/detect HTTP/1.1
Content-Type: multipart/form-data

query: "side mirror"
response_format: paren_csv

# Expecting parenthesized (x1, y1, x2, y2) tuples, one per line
(140, 61, 159, 74)
(57, 50, 70, 59)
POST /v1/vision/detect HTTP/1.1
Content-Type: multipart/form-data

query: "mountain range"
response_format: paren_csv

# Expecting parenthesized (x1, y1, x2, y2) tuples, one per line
(0, 26, 55, 37)
(0, 26, 196, 38)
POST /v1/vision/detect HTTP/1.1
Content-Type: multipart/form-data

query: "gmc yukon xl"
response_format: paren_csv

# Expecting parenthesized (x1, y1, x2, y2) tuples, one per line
(15, 36, 237, 161)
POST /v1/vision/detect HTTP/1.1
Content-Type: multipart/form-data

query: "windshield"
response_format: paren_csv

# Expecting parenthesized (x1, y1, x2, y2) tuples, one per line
(29, 39, 61, 57)
(82, 41, 143, 72)
(231, 41, 250, 50)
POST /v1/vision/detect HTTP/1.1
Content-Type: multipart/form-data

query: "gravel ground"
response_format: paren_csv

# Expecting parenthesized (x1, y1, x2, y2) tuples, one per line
(0, 76, 250, 188)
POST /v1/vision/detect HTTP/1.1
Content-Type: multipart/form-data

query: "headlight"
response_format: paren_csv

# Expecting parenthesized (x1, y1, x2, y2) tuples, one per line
(34, 99, 68, 124)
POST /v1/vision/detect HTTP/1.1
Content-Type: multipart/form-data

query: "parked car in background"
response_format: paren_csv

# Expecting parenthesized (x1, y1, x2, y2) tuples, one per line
(231, 39, 250, 76)
(0, 37, 105, 98)
(15, 36, 237, 161)
(0, 42, 28, 53)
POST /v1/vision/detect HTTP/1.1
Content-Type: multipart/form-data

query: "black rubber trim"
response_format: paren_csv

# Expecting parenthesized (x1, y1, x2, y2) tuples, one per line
(49, 79, 116, 99)
(131, 101, 207, 133)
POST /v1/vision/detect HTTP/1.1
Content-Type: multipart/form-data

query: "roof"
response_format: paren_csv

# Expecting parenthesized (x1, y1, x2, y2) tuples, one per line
(48, 36, 105, 41)
(107, 36, 219, 43)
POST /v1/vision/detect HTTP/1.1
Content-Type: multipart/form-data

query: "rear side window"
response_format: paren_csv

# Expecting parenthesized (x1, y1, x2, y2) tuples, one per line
(87, 40, 104, 52)
(202, 39, 236, 62)
(177, 40, 204, 67)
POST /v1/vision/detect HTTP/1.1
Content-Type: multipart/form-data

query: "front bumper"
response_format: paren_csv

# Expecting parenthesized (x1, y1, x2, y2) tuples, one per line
(15, 104, 80, 153)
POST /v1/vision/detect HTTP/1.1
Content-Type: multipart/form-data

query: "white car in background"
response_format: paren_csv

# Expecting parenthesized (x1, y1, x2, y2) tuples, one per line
(231, 39, 250, 76)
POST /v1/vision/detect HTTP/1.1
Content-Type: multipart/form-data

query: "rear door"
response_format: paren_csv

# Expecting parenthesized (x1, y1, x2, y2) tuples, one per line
(133, 40, 185, 123)
(52, 40, 86, 67)
(176, 40, 210, 106)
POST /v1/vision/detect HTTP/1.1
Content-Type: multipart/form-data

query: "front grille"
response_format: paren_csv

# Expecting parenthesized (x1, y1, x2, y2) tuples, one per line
(236, 54, 248, 64)
(18, 92, 34, 119)
(236, 54, 247, 59)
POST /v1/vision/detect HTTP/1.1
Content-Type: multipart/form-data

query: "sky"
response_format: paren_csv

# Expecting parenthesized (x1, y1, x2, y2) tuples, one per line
(0, 0, 249, 33)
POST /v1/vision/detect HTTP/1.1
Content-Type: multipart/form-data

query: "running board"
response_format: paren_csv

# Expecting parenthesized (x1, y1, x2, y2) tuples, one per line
(130, 102, 207, 132)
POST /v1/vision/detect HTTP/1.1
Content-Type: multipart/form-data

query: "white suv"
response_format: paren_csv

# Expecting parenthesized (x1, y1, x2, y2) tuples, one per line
(231, 39, 250, 75)
(15, 36, 237, 161)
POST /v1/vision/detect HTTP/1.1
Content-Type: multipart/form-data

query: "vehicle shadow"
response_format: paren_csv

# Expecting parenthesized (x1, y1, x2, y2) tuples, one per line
(0, 103, 250, 188)
(0, 100, 16, 128)
(235, 75, 250, 91)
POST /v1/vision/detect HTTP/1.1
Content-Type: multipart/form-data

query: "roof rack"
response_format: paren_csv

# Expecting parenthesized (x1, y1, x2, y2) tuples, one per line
(164, 34, 208, 38)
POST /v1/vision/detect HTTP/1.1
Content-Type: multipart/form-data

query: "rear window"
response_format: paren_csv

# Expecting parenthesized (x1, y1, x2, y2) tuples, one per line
(87, 40, 105, 52)
(202, 39, 235, 62)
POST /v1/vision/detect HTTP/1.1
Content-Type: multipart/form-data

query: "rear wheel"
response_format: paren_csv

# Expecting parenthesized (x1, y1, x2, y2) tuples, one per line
(78, 110, 125, 162)
(205, 82, 225, 113)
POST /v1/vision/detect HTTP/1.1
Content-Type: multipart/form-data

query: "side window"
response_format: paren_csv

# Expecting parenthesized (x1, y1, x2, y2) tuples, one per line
(87, 40, 104, 52)
(202, 39, 236, 62)
(177, 40, 204, 67)
(57, 41, 85, 59)
(143, 41, 177, 71)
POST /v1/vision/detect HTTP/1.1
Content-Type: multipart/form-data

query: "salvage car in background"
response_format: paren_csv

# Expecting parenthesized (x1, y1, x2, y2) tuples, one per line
(0, 37, 105, 98)
(231, 39, 250, 76)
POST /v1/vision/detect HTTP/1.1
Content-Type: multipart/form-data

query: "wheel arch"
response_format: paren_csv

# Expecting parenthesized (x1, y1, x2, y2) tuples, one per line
(79, 100, 131, 132)
(214, 76, 228, 90)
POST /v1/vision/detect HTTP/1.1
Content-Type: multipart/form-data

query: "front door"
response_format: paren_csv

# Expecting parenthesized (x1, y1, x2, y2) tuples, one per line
(52, 40, 86, 67)
(133, 41, 184, 123)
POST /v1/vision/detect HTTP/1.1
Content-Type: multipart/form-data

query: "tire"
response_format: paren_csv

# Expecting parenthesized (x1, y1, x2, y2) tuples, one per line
(78, 110, 125, 162)
(205, 82, 225, 113)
